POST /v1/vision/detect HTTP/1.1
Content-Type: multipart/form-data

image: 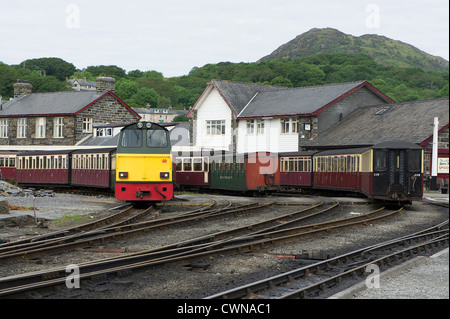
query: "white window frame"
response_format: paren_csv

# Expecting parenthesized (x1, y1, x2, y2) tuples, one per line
(281, 117, 298, 134)
(256, 119, 265, 135)
(54, 117, 64, 138)
(0, 119, 9, 138)
(17, 118, 27, 138)
(206, 120, 226, 135)
(246, 120, 255, 135)
(82, 117, 93, 133)
(36, 117, 46, 138)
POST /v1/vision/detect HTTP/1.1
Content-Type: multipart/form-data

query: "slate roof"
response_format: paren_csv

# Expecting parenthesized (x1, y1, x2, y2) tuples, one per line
(301, 98, 449, 148)
(0, 91, 101, 116)
(77, 134, 120, 147)
(193, 80, 393, 119)
(211, 80, 286, 116)
(238, 81, 383, 118)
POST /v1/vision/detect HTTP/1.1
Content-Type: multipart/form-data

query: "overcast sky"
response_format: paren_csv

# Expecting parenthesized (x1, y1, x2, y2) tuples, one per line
(1, 0, 449, 77)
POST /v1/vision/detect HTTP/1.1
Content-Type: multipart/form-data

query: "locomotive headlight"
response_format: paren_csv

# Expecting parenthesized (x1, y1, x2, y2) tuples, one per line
(146, 122, 152, 129)
(137, 122, 144, 129)
(119, 172, 129, 179)
(160, 172, 170, 179)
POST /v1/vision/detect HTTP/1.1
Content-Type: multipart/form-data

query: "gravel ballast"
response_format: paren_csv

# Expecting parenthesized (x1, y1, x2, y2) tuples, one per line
(0, 191, 448, 299)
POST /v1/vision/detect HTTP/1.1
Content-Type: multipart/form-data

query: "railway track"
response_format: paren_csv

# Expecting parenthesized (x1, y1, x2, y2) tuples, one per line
(206, 220, 449, 299)
(0, 203, 408, 298)
(0, 201, 272, 263)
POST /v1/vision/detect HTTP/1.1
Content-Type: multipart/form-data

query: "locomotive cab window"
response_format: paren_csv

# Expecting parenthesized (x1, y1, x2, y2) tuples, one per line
(408, 150, 422, 172)
(121, 129, 143, 148)
(374, 150, 388, 171)
(147, 129, 168, 148)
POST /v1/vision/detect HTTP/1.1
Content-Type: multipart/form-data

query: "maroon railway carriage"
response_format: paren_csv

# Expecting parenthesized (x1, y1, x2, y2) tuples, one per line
(0, 153, 17, 181)
(312, 147, 365, 192)
(71, 148, 116, 189)
(16, 150, 73, 185)
(279, 151, 316, 189)
(311, 141, 423, 203)
(173, 152, 210, 189)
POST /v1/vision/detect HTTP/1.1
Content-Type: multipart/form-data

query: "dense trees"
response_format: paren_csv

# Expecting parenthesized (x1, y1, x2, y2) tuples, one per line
(0, 54, 448, 109)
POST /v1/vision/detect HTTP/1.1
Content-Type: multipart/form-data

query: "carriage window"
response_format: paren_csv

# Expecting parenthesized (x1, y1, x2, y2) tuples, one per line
(374, 150, 387, 171)
(176, 158, 182, 171)
(193, 158, 203, 172)
(147, 129, 168, 148)
(408, 150, 422, 172)
(121, 129, 143, 148)
(183, 158, 192, 171)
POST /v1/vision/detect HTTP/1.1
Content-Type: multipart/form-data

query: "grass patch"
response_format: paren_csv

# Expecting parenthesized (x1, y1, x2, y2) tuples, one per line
(53, 214, 86, 227)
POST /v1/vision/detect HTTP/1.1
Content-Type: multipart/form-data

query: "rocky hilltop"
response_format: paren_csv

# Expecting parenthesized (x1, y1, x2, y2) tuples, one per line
(259, 28, 449, 72)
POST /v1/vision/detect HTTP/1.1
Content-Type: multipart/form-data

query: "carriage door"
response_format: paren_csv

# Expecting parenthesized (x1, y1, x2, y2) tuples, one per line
(388, 149, 406, 189)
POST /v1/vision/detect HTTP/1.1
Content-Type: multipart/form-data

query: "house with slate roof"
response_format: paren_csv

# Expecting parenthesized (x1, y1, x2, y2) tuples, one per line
(0, 77, 140, 147)
(188, 80, 393, 153)
(67, 77, 97, 92)
(301, 97, 449, 184)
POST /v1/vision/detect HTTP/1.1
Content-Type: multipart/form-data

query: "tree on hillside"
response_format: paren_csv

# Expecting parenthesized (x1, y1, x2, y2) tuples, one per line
(85, 65, 127, 79)
(19, 57, 76, 81)
(116, 79, 139, 100)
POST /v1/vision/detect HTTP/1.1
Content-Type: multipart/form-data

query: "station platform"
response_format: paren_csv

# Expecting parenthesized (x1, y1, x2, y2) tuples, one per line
(330, 248, 449, 299)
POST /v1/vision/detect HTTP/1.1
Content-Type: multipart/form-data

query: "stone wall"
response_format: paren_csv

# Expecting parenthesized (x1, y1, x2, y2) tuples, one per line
(0, 93, 139, 146)
(318, 86, 390, 134)
(2, 116, 74, 146)
(75, 93, 139, 143)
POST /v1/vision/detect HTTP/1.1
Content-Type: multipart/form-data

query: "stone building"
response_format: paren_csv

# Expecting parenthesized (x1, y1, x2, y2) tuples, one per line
(188, 80, 393, 153)
(0, 77, 140, 147)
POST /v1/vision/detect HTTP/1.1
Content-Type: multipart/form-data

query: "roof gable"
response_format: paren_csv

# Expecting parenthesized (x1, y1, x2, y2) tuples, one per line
(189, 80, 286, 117)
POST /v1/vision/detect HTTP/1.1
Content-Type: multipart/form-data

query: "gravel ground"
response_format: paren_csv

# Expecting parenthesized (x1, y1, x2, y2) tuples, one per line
(0, 190, 448, 299)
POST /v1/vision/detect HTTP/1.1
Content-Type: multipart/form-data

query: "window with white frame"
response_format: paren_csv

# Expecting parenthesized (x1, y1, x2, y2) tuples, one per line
(95, 128, 113, 137)
(256, 119, 265, 134)
(291, 118, 298, 133)
(246, 120, 255, 134)
(0, 119, 9, 138)
(36, 117, 46, 138)
(54, 117, 64, 138)
(281, 117, 298, 134)
(82, 117, 93, 133)
(17, 118, 27, 138)
(281, 118, 290, 134)
(247, 119, 265, 135)
(206, 120, 225, 135)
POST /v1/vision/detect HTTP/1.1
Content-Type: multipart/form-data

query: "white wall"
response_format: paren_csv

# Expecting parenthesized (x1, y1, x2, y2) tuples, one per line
(237, 118, 298, 153)
(195, 88, 232, 150)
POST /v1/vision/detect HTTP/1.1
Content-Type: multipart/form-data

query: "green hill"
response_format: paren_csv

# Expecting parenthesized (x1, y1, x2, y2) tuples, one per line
(259, 28, 449, 72)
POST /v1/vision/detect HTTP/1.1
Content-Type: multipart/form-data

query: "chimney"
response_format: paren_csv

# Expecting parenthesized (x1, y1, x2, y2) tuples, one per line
(13, 80, 33, 98)
(96, 76, 116, 94)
